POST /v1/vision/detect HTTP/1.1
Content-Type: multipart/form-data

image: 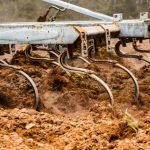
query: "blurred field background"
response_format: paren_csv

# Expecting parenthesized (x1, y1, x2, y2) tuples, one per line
(0, 0, 150, 22)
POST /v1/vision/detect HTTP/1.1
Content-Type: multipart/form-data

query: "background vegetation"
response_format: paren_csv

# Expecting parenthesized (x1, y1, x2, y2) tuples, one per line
(0, 0, 150, 22)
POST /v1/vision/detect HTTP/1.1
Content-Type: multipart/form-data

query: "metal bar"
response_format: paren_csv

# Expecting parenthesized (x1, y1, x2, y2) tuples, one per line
(0, 21, 113, 27)
(119, 19, 150, 38)
(0, 23, 119, 45)
(0, 19, 150, 45)
(42, 0, 114, 22)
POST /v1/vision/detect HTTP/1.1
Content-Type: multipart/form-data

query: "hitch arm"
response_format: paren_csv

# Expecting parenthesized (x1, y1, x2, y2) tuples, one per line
(42, 0, 114, 22)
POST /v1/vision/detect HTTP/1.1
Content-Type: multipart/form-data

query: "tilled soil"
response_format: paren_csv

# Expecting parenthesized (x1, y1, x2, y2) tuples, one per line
(0, 49, 150, 150)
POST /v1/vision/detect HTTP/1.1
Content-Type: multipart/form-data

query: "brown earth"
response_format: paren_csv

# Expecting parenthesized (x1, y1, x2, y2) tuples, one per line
(0, 43, 150, 150)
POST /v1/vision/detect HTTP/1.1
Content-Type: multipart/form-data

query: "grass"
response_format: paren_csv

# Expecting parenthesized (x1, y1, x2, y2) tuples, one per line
(123, 109, 139, 133)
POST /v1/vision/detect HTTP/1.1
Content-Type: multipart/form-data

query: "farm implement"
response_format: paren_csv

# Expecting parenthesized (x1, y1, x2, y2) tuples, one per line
(1, 0, 150, 109)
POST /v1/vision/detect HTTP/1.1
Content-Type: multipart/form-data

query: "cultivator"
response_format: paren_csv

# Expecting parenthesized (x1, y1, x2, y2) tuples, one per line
(0, 0, 150, 109)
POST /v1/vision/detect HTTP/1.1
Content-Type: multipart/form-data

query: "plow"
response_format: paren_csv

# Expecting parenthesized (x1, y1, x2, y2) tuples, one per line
(0, 0, 150, 110)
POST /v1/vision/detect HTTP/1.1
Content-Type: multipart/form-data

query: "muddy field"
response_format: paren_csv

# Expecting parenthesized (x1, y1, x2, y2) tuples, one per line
(0, 44, 150, 149)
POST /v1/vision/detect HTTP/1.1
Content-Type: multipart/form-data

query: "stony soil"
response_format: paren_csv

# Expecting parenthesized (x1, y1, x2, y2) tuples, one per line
(0, 43, 150, 150)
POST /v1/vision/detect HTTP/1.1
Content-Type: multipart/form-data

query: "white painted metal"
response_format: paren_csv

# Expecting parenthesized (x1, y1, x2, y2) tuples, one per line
(0, 22, 119, 44)
(42, 0, 114, 22)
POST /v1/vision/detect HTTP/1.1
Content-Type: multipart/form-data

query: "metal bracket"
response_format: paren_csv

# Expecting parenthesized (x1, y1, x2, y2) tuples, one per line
(105, 28, 111, 52)
(75, 26, 88, 57)
(99, 25, 111, 52)
(9, 44, 17, 55)
(88, 39, 95, 53)
(113, 13, 123, 21)
(140, 12, 149, 20)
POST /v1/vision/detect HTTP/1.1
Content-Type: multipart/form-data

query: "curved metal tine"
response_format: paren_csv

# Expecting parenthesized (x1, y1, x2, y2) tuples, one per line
(76, 50, 139, 105)
(18, 70, 39, 110)
(78, 56, 91, 64)
(133, 40, 150, 53)
(49, 50, 59, 58)
(71, 52, 91, 65)
(74, 53, 91, 65)
(89, 58, 140, 105)
(116, 63, 139, 105)
(49, 51, 71, 75)
(89, 74, 114, 106)
(0, 60, 22, 70)
(59, 50, 139, 105)
(141, 57, 150, 64)
(25, 45, 55, 62)
(64, 54, 114, 106)
(115, 41, 150, 64)
(58, 50, 114, 106)
(48, 44, 61, 54)
(51, 60, 71, 76)
(59, 50, 94, 74)
(25, 45, 70, 75)
(0, 60, 39, 110)
(0, 60, 8, 65)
